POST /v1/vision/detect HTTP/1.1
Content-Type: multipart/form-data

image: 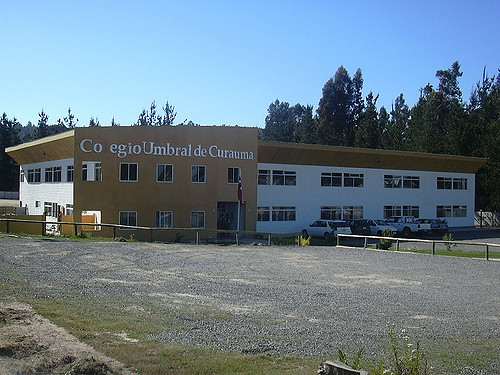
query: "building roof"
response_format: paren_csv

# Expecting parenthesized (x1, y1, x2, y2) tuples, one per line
(5, 128, 488, 174)
(258, 141, 487, 174)
(5, 130, 74, 165)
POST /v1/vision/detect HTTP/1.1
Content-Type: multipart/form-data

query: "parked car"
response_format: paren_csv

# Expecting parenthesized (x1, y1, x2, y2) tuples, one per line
(302, 220, 352, 240)
(416, 218, 448, 235)
(385, 216, 420, 237)
(365, 219, 397, 236)
(346, 219, 371, 234)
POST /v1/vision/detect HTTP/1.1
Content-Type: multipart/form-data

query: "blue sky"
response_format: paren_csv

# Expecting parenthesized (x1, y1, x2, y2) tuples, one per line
(1, 1, 499, 128)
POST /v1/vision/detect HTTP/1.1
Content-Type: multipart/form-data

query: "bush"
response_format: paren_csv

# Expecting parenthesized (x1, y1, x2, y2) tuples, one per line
(378, 229, 394, 250)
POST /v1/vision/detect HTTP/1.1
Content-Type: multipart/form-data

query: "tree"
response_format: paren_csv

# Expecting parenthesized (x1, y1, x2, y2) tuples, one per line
(0, 113, 21, 190)
(354, 92, 380, 148)
(316, 66, 360, 146)
(294, 105, 318, 144)
(135, 100, 177, 126)
(37, 110, 49, 139)
(89, 117, 101, 127)
(263, 99, 296, 142)
(381, 94, 410, 151)
(436, 61, 463, 100)
(111, 117, 120, 126)
(161, 101, 177, 126)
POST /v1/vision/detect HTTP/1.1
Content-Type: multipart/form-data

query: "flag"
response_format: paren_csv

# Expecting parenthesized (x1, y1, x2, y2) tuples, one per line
(237, 174, 243, 206)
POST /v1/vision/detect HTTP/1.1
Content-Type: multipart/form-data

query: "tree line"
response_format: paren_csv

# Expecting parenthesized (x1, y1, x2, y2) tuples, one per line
(1, 63, 499, 210)
(262, 62, 499, 211)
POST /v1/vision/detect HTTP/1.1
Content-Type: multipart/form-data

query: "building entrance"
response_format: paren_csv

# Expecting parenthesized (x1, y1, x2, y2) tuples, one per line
(217, 202, 245, 232)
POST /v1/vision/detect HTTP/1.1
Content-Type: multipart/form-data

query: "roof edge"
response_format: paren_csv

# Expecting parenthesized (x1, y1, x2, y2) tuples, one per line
(5, 130, 75, 153)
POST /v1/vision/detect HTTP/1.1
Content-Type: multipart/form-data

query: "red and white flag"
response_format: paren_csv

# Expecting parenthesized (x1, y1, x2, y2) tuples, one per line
(237, 174, 243, 206)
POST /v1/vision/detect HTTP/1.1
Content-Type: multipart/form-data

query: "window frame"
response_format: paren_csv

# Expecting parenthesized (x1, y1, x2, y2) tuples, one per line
(228, 167, 241, 184)
(119, 211, 137, 228)
(157, 164, 174, 183)
(258, 169, 271, 185)
(156, 211, 174, 228)
(191, 165, 206, 184)
(271, 206, 296, 221)
(257, 206, 270, 221)
(190, 211, 205, 228)
(320, 206, 342, 220)
(120, 163, 139, 182)
(321, 172, 342, 187)
(344, 173, 364, 187)
(67, 165, 74, 182)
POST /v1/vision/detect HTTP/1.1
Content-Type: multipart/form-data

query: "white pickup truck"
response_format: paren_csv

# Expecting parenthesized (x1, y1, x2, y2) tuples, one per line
(385, 216, 425, 237)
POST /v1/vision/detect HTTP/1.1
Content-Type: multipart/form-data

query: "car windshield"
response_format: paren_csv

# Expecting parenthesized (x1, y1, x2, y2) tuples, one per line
(374, 220, 386, 225)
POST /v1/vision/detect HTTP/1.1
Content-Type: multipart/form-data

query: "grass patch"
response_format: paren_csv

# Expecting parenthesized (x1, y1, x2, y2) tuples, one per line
(24, 298, 322, 375)
(399, 248, 500, 259)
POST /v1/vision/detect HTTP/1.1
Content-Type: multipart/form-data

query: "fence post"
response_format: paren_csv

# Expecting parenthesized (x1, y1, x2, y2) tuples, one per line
(41, 222, 46, 236)
(336, 235, 340, 247)
(6, 219, 10, 234)
(396, 239, 400, 251)
(150, 228, 153, 242)
(364, 237, 368, 248)
(268, 234, 271, 246)
(432, 241, 436, 255)
(113, 226, 117, 239)
(236, 232, 239, 245)
(486, 244, 489, 261)
(73, 223, 78, 237)
(196, 231, 199, 244)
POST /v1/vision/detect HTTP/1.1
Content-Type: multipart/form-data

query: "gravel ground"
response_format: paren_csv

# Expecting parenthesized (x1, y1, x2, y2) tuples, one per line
(0, 235, 498, 372)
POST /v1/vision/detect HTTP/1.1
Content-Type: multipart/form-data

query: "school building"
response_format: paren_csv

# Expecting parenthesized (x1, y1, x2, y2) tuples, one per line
(5, 125, 487, 239)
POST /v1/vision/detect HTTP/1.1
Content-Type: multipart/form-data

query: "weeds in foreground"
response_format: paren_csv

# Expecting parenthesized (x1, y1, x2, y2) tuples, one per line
(442, 233, 457, 251)
(298, 235, 311, 246)
(336, 324, 430, 375)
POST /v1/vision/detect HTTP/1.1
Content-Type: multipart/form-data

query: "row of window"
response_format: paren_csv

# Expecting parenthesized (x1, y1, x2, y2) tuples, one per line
(258, 169, 468, 190)
(119, 210, 206, 229)
(35, 201, 74, 217)
(24, 166, 74, 183)
(256, 205, 468, 222)
(23, 165, 468, 191)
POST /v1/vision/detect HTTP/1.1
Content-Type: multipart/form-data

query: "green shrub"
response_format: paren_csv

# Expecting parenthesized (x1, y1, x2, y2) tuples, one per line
(378, 229, 394, 250)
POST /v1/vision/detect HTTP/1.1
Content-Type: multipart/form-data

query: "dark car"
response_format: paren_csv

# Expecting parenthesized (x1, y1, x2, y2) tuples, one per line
(345, 219, 371, 235)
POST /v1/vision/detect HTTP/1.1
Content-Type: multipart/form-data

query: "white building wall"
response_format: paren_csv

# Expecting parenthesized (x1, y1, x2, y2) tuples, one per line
(19, 158, 74, 216)
(257, 163, 476, 233)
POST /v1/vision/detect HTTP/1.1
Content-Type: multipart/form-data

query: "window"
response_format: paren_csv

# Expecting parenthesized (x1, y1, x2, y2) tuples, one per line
(67, 166, 74, 182)
(190, 211, 205, 228)
(228, 167, 240, 184)
(258, 169, 270, 185)
(82, 164, 88, 181)
(384, 175, 420, 189)
(320, 206, 342, 220)
(191, 165, 206, 183)
(384, 206, 420, 218)
(321, 172, 342, 187)
(343, 206, 363, 220)
(384, 175, 402, 188)
(272, 170, 296, 186)
(45, 167, 53, 182)
(157, 211, 173, 228)
(120, 163, 138, 182)
(44, 202, 58, 217)
(257, 206, 270, 221)
(453, 178, 468, 190)
(27, 168, 41, 183)
(403, 206, 419, 218)
(35, 201, 41, 208)
(20, 170, 25, 182)
(437, 205, 467, 218)
(437, 177, 452, 189)
(344, 173, 364, 187)
(66, 204, 74, 216)
(403, 176, 420, 189)
(272, 206, 296, 221)
(94, 163, 102, 181)
(157, 164, 173, 182)
(119, 211, 137, 227)
(53, 166, 62, 182)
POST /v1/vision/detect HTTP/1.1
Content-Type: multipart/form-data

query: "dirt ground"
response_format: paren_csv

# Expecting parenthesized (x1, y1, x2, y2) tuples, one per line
(0, 301, 137, 375)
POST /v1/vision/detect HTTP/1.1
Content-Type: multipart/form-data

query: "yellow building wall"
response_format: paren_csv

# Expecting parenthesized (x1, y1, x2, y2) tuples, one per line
(72, 126, 259, 241)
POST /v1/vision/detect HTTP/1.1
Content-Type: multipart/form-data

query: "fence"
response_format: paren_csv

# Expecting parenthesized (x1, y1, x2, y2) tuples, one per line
(0, 217, 301, 246)
(0, 191, 19, 199)
(337, 233, 499, 261)
(475, 211, 500, 228)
